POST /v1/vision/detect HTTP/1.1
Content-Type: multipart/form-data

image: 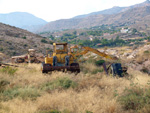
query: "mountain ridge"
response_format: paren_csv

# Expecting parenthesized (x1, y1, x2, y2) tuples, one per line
(0, 12, 47, 32)
(38, 0, 150, 32)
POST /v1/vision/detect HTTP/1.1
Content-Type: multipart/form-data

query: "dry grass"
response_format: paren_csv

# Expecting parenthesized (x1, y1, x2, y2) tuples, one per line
(135, 50, 150, 64)
(0, 64, 150, 113)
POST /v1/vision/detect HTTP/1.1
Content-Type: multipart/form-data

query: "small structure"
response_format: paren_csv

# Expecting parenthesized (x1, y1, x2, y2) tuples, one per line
(89, 37, 93, 41)
(121, 28, 129, 33)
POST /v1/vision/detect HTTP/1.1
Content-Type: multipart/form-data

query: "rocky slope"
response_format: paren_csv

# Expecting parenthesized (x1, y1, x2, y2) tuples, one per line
(0, 22, 51, 57)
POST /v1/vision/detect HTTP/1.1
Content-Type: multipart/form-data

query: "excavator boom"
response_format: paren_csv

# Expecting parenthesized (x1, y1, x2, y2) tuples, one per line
(82, 47, 118, 60)
(70, 45, 118, 61)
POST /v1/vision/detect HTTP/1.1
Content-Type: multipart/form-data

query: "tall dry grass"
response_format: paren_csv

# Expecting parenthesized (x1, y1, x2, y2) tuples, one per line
(0, 64, 150, 113)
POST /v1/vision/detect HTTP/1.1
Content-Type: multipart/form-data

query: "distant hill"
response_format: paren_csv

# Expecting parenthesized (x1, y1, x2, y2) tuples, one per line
(38, 0, 150, 33)
(0, 22, 51, 57)
(74, 0, 150, 19)
(74, 6, 126, 19)
(0, 12, 47, 32)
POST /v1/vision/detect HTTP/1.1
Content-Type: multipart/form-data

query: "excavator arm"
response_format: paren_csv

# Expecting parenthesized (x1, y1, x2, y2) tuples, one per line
(70, 45, 118, 61)
(82, 47, 118, 60)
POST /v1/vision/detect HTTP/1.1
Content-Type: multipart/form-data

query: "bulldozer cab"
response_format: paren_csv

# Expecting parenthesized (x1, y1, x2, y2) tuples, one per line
(52, 43, 69, 64)
(53, 43, 68, 55)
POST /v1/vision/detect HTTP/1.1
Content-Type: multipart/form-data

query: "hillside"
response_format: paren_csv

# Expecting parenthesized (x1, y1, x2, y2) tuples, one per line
(38, 1, 150, 33)
(74, 6, 126, 19)
(0, 12, 47, 32)
(0, 22, 52, 57)
(74, 0, 150, 19)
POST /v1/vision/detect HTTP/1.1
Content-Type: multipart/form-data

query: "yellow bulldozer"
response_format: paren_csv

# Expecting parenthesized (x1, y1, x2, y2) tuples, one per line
(41, 42, 122, 75)
(42, 43, 80, 73)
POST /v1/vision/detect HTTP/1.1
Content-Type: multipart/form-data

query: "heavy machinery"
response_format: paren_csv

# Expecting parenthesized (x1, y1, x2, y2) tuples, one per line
(41, 43, 80, 73)
(41, 42, 118, 74)
(69, 45, 118, 61)
(69, 45, 127, 77)
(11, 49, 43, 63)
(0, 62, 19, 68)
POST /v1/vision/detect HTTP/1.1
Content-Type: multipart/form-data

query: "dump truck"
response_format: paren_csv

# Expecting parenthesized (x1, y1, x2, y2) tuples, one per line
(41, 43, 119, 74)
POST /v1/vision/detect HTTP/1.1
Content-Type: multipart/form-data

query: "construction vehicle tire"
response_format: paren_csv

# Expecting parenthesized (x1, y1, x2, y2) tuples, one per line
(70, 63, 80, 73)
(53, 56, 57, 66)
(41, 62, 45, 73)
(41, 62, 51, 73)
(70, 63, 79, 67)
(65, 56, 69, 66)
(110, 63, 123, 77)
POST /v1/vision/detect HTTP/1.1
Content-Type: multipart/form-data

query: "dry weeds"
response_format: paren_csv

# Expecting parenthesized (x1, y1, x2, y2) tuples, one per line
(0, 64, 150, 113)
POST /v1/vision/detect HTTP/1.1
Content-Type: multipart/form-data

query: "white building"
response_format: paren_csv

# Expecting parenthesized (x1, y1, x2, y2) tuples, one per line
(121, 28, 129, 33)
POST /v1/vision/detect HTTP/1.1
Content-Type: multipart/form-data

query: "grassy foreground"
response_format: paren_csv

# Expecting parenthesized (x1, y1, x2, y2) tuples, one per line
(0, 63, 150, 113)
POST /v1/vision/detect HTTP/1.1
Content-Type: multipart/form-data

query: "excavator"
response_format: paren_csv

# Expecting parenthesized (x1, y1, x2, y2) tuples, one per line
(41, 42, 125, 76)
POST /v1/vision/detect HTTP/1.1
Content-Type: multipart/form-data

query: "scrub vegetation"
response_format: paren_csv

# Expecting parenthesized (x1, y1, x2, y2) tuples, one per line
(0, 63, 150, 113)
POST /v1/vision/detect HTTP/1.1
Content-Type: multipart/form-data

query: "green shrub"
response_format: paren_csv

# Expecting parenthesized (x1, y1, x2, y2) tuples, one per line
(144, 50, 150, 54)
(0, 48, 3, 51)
(95, 60, 105, 66)
(41, 77, 77, 91)
(0, 66, 17, 75)
(118, 84, 150, 111)
(86, 111, 93, 113)
(39, 110, 61, 113)
(91, 68, 104, 74)
(0, 80, 10, 93)
(24, 44, 28, 47)
(0, 87, 40, 101)
(22, 36, 26, 39)
(41, 39, 48, 43)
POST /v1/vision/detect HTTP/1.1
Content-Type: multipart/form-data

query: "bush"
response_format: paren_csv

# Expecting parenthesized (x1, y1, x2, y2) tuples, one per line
(0, 48, 3, 51)
(41, 39, 48, 43)
(22, 36, 26, 39)
(38, 109, 61, 113)
(0, 87, 40, 101)
(24, 44, 28, 47)
(91, 68, 104, 74)
(95, 60, 105, 66)
(0, 66, 17, 75)
(41, 77, 78, 91)
(0, 80, 10, 93)
(118, 83, 150, 111)
(144, 50, 150, 54)
(80, 60, 104, 74)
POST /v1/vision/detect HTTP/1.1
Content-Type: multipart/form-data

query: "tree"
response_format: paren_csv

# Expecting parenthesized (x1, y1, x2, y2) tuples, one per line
(49, 35, 54, 40)
(147, 36, 150, 41)
(132, 28, 137, 35)
(41, 39, 48, 43)
(73, 31, 77, 35)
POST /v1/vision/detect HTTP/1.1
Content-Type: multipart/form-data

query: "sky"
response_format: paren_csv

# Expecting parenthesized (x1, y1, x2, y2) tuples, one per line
(0, 0, 146, 22)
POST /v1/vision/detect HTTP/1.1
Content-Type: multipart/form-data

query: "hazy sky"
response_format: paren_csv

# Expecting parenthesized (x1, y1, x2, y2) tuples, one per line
(0, 0, 146, 22)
